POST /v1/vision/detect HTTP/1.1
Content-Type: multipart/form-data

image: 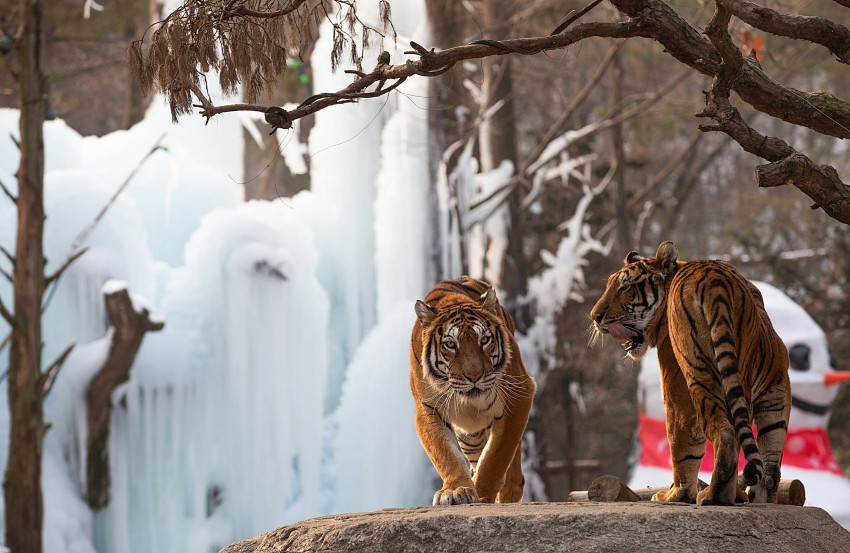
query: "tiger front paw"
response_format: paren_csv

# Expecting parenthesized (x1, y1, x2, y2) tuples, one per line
(432, 486, 480, 506)
(651, 484, 697, 503)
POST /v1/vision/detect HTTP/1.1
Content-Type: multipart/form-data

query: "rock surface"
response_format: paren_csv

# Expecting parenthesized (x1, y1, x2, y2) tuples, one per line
(219, 501, 850, 553)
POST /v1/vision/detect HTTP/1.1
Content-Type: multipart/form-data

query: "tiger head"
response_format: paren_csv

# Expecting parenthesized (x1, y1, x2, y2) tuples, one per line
(590, 241, 680, 360)
(414, 289, 512, 399)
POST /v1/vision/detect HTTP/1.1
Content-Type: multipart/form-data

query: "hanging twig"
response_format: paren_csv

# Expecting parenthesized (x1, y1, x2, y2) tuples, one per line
(551, 0, 605, 36)
(41, 342, 75, 398)
(0, 176, 16, 204)
(44, 133, 168, 289)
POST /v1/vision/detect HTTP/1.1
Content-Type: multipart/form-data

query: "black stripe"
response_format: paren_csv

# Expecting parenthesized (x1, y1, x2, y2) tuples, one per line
(756, 421, 787, 436)
(726, 388, 744, 402)
(731, 406, 748, 421)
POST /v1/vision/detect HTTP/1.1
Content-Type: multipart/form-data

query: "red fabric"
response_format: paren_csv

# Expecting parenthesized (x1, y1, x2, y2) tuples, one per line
(638, 414, 844, 475)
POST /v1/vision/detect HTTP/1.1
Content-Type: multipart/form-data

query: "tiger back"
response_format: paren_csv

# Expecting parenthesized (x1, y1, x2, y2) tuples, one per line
(590, 241, 790, 505)
(410, 276, 536, 505)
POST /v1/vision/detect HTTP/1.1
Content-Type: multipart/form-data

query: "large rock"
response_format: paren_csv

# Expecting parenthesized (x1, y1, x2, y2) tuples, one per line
(220, 502, 850, 552)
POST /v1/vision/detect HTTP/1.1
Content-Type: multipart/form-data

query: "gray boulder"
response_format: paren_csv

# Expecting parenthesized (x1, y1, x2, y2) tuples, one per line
(219, 501, 850, 553)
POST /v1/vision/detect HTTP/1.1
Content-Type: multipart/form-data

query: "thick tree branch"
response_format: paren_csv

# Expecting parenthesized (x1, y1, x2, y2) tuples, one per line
(610, 0, 850, 139)
(186, 1, 850, 141)
(698, 4, 850, 224)
(194, 20, 642, 128)
(718, 0, 850, 64)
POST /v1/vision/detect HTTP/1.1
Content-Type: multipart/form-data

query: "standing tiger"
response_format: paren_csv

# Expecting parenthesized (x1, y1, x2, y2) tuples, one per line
(590, 242, 790, 505)
(410, 277, 536, 505)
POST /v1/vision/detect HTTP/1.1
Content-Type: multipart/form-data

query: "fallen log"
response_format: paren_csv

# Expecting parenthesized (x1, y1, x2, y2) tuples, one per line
(568, 475, 806, 506)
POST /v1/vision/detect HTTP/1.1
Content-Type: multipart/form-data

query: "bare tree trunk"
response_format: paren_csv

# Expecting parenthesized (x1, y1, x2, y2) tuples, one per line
(609, 50, 631, 251)
(4, 0, 46, 551)
(479, 0, 527, 320)
(86, 286, 164, 510)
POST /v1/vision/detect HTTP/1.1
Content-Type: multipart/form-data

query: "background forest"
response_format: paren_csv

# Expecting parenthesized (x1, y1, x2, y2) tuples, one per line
(1, 0, 849, 551)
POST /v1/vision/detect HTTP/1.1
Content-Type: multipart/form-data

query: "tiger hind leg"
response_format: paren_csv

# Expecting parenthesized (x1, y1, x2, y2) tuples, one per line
(696, 423, 740, 505)
(750, 384, 791, 503)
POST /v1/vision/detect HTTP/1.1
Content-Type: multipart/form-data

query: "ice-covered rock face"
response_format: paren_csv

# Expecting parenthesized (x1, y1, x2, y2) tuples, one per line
(1, 1, 438, 551)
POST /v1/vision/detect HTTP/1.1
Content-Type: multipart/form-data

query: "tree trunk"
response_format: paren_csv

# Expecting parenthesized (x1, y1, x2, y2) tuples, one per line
(4, 1, 47, 551)
(609, 50, 631, 251)
(479, 0, 527, 320)
(86, 286, 164, 510)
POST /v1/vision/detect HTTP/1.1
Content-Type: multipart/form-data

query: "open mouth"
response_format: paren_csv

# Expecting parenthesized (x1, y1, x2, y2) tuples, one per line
(622, 332, 644, 353)
(602, 321, 643, 352)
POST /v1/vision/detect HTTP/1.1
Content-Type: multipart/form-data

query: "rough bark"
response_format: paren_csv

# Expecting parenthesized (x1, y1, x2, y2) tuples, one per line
(86, 286, 164, 510)
(718, 0, 850, 64)
(608, 0, 850, 139)
(695, 4, 850, 225)
(3, 1, 46, 552)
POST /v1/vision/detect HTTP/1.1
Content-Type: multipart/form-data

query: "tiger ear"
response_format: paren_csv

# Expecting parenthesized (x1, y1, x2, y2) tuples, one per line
(415, 300, 437, 328)
(654, 241, 678, 277)
(625, 251, 644, 265)
(480, 288, 499, 314)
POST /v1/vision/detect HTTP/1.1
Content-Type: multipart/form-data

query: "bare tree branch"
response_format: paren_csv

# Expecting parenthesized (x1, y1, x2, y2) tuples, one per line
(0, 176, 17, 204)
(698, 4, 850, 224)
(468, 65, 686, 219)
(718, 0, 850, 64)
(0, 245, 14, 266)
(40, 342, 75, 398)
(196, 20, 642, 130)
(45, 133, 166, 290)
(0, 294, 13, 325)
(517, 41, 623, 179)
(610, 0, 850, 139)
(628, 129, 703, 211)
(222, 0, 313, 20)
(551, 0, 605, 36)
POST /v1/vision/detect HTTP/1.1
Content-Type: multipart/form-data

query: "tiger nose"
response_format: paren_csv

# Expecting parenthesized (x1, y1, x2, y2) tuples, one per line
(466, 371, 483, 383)
(591, 310, 605, 324)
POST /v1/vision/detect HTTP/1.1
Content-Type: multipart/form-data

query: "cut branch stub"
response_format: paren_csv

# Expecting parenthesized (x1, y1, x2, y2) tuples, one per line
(85, 286, 164, 510)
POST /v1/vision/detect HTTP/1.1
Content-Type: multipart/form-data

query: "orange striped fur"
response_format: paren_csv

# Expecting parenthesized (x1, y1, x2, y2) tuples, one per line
(590, 242, 790, 505)
(410, 277, 536, 505)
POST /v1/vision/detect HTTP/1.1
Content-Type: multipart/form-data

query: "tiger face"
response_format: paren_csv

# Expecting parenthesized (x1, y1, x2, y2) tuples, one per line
(590, 241, 679, 359)
(415, 289, 510, 399)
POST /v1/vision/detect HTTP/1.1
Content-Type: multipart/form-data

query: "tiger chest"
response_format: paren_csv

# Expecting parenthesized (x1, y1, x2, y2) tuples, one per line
(448, 390, 504, 448)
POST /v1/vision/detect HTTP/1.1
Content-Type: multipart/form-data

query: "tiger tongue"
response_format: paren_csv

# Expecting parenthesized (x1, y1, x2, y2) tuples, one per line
(606, 322, 638, 341)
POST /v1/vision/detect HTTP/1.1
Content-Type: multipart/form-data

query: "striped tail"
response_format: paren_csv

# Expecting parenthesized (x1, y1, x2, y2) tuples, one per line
(708, 292, 763, 488)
